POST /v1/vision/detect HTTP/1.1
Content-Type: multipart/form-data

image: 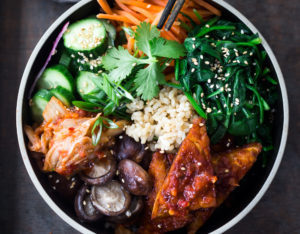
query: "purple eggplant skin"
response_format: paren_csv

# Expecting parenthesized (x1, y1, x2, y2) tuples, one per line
(106, 196, 144, 224)
(118, 159, 152, 196)
(91, 180, 131, 216)
(80, 154, 116, 185)
(74, 184, 103, 222)
(114, 134, 151, 164)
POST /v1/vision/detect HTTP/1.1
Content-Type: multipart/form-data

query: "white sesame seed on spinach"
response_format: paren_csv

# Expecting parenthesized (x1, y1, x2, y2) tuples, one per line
(175, 16, 278, 156)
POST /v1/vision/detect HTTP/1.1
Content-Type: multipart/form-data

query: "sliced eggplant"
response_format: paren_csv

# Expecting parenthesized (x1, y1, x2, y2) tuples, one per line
(118, 159, 152, 196)
(74, 184, 103, 222)
(80, 154, 116, 185)
(107, 196, 144, 223)
(91, 180, 131, 216)
(114, 134, 150, 163)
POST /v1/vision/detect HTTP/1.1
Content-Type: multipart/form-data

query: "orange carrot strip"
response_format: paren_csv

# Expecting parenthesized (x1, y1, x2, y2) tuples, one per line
(149, 0, 166, 7)
(152, 10, 163, 25)
(165, 30, 180, 42)
(128, 6, 154, 19)
(127, 37, 135, 53)
(115, 0, 145, 21)
(97, 14, 132, 23)
(97, 0, 113, 14)
(192, 0, 221, 16)
(119, 0, 162, 12)
(114, 10, 141, 24)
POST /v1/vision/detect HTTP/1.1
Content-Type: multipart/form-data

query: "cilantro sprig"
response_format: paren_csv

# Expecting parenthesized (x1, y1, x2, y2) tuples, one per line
(102, 22, 186, 100)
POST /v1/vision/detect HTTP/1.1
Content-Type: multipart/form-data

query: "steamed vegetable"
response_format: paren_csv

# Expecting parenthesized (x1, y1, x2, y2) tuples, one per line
(177, 18, 277, 147)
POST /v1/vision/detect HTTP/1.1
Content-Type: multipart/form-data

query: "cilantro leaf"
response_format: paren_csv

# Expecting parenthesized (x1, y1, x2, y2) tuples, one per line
(134, 63, 164, 100)
(102, 46, 143, 82)
(135, 22, 160, 56)
(150, 37, 186, 58)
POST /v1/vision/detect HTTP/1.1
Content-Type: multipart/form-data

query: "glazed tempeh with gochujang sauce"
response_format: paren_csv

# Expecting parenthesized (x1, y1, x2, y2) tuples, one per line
(187, 143, 262, 234)
(152, 118, 217, 219)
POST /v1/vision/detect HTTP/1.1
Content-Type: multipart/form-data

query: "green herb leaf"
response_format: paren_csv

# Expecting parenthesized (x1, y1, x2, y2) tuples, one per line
(135, 22, 160, 56)
(92, 116, 103, 146)
(102, 46, 143, 82)
(150, 37, 186, 58)
(134, 63, 163, 100)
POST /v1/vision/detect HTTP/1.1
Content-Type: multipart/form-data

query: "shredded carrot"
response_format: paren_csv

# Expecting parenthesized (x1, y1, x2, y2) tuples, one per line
(97, 0, 220, 46)
(128, 6, 154, 19)
(97, 0, 113, 14)
(115, 10, 141, 24)
(192, 0, 221, 16)
(119, 0, 162, 12)
(149, 0, 166, 7)
(97, 14, 132, 23)
(152, 10, 163, 25)
(127, 37, 135, 53)
(115, 0, 145, 21)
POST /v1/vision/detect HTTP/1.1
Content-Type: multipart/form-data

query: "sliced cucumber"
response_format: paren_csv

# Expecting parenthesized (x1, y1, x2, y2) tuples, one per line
(76, 71, 106, 103)
(70, 56, 103, 75)
(63, 18, 108, 57)
(98, 19, 116, 47)
(50, 86, 74, 107)
(31, 89, 53, 122)
(37, 64, 74, 92)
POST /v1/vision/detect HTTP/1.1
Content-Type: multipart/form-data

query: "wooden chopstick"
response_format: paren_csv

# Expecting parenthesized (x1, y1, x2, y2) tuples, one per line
(165, 0, 186, 31)
(157, 0, 176, 29)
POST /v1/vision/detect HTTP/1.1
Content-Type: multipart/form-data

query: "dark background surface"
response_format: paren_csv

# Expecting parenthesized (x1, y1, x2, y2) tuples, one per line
(0, 0, 299, 233)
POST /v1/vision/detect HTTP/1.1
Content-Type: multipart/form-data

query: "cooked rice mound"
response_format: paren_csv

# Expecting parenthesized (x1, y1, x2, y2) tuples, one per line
(125, 87, 197, 152)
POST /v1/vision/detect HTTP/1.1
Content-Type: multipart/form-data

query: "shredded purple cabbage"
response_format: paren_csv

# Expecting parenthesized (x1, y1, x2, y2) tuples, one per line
(28, 21, 70, 99)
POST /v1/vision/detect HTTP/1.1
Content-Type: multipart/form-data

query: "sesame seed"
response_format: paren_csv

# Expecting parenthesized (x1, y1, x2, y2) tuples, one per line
(192, 44, 196, 49)
(110, 150, 114, 155)
(197, 162, 202, 166)
(225, 169, 229, 173)
(192, 37, 196, 41)
(121, 178, 125, 183)
(116, 170, 119, 175)
(52, 186, 56, 190)
(199, 123, 204, 127)
(226, 142, 230, 147)
(119, 135, 123, 139)
(166, 63, 170, 66)
(205, 24, 210, 28)
(205, 61, 210, 65)
(241, 29, 244, 34)
(55, 179, 60, 184)
(83, 200, 87, 206)
(210, 84, 214, 88)
(201, 92, 204, 98)
(243, 51, 248, 55)
(181, 167, 186, 171)
(157, 224, 162, 229)
(206, 107, 212, 113)
(244, 61, 248, 65)
(48, 175, 53, 178)
(191, 68, 195, 73)
(252, 62, 257, 66)
(125, 210, 132, 217)
(200, 55, 204, 59)
(205, 35, 210, 38)
(207, 79, 211, 83)
(132, 63, 137, 67)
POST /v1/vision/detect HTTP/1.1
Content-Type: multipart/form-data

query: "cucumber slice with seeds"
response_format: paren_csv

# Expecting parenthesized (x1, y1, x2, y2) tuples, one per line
(76, 71, 106, 103)
(63, 18, 108, 57)
(37, 64, 74, 92)
(50, 86, 74, 107)
(31, 89, 53, 122)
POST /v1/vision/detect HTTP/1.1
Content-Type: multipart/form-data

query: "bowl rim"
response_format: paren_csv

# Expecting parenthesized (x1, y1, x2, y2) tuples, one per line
(16, 0, 289, 233)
